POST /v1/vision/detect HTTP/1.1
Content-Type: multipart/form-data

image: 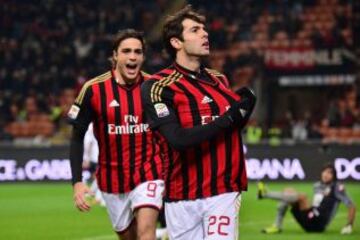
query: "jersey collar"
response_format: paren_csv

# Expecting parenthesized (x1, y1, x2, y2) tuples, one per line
(111, 69, 144, 90)
(173, 62, 218, 86)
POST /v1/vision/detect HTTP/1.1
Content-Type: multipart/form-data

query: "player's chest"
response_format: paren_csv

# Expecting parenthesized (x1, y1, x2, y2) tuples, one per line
(91, 89, 144, 125)
(170, 82, 239, 126)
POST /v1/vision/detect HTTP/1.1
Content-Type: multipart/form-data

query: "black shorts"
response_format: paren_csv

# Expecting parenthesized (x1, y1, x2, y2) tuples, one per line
(291, 204, 327, 232)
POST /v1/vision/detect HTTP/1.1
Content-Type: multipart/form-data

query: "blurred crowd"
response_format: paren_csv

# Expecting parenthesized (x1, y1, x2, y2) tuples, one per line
(0, 0, 168, 142)
(0, 0, 358, 144)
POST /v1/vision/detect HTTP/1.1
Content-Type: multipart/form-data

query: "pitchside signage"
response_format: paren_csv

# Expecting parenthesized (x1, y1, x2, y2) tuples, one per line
(0, 144, 359, 182)
(245, 144, 360, 181)
(264, 47, 354, 86)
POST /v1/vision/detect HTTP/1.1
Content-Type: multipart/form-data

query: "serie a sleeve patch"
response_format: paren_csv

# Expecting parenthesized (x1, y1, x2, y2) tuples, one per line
(154, 103, 170, 118)
(68, 104, 80, 120)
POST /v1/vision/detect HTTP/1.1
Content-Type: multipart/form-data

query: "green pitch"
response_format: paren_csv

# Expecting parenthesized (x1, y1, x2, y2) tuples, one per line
(0, 182, 358, 240)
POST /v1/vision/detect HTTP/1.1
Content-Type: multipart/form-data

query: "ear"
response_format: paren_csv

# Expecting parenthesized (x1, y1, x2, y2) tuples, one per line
(113, 50, 117, 60)
(170, 37, 182, 50)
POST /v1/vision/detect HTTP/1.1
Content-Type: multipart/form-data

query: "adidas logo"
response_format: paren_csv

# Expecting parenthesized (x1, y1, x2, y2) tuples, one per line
(201, 96, 213, 104)
(109, 99, 120, 107)
(239, 108, 247, 117)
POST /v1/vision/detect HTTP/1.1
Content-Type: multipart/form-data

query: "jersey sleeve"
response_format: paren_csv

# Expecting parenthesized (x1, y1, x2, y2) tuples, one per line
(141, 80, 179, 129)
(67, 85, 94, 131)
(334, 183, 354, 207)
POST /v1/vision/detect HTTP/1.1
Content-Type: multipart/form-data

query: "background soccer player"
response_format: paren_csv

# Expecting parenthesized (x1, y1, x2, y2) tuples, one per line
(68, 29, 164, 240)
(141, 5, 256, 240)
(82, 123, 105, 206)
(258, 163, 356, 234)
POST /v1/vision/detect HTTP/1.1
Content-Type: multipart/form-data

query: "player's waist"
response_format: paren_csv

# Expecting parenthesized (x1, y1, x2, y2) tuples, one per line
(164, 188, 245, 202)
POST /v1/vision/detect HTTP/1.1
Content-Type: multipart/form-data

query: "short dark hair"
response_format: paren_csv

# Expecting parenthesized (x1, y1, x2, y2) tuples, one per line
(110, 29, 146, 67)
(322, 163, 337, 181)
(162, 5, 206, 59)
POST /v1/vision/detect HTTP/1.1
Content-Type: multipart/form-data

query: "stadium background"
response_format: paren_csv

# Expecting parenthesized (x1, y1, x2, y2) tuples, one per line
(0, 0, 359, 239)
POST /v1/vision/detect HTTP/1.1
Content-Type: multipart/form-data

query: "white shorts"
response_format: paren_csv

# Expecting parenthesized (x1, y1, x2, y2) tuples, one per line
(102, 180, 164, 233)
(165, 192, 242, 240)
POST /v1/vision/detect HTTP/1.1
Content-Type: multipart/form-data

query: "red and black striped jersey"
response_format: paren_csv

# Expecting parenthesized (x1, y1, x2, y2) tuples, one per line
(68, 71, 162, 194)
(141, 63, 247, 201)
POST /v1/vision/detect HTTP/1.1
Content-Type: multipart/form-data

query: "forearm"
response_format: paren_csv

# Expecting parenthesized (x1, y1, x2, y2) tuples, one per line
(69, 127, 86, 185)
(157, 115, 232, 150)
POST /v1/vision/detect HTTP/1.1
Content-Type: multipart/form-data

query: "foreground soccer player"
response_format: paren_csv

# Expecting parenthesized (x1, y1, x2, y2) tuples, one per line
(141, 5, 256, 240)
(68, 29, 163, 240)
(258, 164, 356, 235)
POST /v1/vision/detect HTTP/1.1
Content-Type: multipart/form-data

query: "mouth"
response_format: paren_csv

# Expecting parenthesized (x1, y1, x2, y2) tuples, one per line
(202, 41, 209, 49)
(126, 63, 137, 69)
(125, 63, 138, 75)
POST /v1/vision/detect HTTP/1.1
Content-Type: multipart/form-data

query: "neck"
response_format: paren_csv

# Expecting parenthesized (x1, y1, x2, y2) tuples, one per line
(114, 68, 138, 85)
(175, 52, 201, 73)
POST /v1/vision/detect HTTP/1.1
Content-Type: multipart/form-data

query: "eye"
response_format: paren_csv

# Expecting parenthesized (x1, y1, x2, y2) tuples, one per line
(134, 49, 143, 54)
(121, 49, 131, 53)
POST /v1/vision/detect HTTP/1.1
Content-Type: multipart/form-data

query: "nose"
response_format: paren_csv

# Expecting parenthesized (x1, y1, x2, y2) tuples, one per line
(201, 29, 208, 39)
(202, 29, 208, 38)
(129, 52, 137, 60)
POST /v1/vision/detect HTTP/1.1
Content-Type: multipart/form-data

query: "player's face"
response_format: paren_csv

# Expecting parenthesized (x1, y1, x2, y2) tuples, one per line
(321, 168, 334, 184)
(113, 38, 144, 82)
(179, 18, 209, 57)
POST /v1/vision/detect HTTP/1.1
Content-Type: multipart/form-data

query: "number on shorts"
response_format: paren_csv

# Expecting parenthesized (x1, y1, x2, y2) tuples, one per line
(146, 182, 157, 198)
(207, 215, 230, 236)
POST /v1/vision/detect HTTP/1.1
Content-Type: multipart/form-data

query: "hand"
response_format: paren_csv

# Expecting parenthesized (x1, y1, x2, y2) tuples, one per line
(235, 87, 256, 100)
(73, 182, 94, 212)
(235, 87, 256, 114)
(225, 100, 248, 124)
(226, 87, 256, 127)
(340, 224, 352, 234)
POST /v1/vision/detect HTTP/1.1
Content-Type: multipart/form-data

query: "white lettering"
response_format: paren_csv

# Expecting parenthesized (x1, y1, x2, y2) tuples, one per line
(124, 115, 139, 123)
(265, 49, 344, 68)
(0, 160, 17, 181)
(246, 158, 305, 180)
(24, 159, 72, 181)
(25, 159, 42, 180)
(107, 123, 149, 135)
(108, 124, 116, 134)
(201, 115, 219, 125)
(335, 158, 360, 180)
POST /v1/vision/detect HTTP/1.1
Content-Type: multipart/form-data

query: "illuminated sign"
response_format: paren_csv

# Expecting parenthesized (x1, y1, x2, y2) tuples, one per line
(246, 158, 305, 180)
(0, 159, 90, 182)
(335, 158, 360, 180)
(1, 144, 359, 182)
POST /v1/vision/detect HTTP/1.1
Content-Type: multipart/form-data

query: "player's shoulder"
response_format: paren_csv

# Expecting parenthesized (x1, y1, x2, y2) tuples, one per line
(144, 67, 182, 88)
(150, 67, 180, 82)
(141, 71, 151, 80)
(205, 67, 230, 87)
(335, 181, 346, 192)
(313, 181, 322, 188)
(75, 71, 112, 104)
(141, 68, 181, 102)
(205, 67, 226, 77)
(81, 71, 112, 90)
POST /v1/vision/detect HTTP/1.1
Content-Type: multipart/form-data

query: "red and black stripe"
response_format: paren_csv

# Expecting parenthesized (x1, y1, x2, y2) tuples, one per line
(110, 79, 124, 193)
(80, 72, 163, 194)
(152, 66, 247, 201)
